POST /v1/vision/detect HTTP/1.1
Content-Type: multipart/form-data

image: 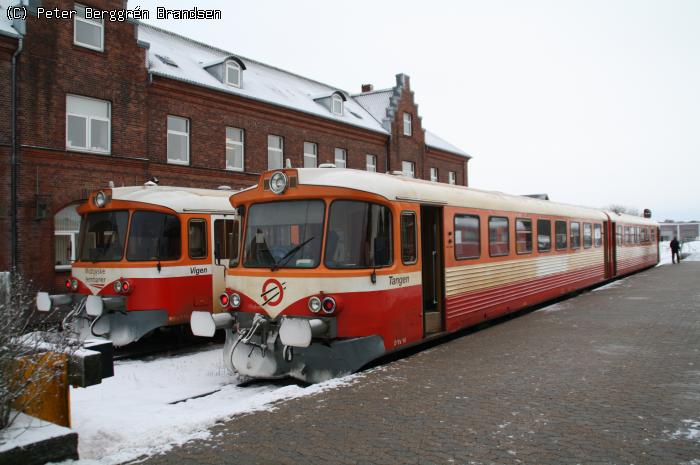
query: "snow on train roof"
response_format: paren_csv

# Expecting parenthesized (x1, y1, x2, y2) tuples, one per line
(603, 211, 659, 227)
(110, 186, 236, 213)
(296, 169, 608, 220)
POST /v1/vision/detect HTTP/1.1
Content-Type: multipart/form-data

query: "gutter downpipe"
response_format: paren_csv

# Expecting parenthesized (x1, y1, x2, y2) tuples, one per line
(11, 37, 23, 272)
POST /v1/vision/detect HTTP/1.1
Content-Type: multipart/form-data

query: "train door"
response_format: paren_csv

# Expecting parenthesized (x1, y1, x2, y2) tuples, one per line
(211, 215, 239, 313)
(420, 205, 444, 335)
(604, 221, 613, 279)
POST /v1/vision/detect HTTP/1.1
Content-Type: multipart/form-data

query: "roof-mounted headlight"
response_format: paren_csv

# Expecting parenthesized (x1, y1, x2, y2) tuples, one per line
(94, 191, 107, 208)
(269, 172, 288, 195)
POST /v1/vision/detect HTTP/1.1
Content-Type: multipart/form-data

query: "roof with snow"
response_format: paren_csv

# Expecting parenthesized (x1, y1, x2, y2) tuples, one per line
(0, 0, 21, 38)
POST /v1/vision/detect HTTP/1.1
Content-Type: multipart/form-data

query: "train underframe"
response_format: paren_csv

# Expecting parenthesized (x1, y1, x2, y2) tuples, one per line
(222, 312, 385, 383)
(36, 292, 168, 347)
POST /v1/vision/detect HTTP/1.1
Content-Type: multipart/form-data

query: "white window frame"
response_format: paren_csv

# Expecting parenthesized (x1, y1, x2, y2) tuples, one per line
(54, 204, 81, 271)
(268, 135, 284, 170)
(334, 148, 347, 168)
(65, 95, 111, 154)
(366, 154, 377, 172)
(402, 161, 415, 178)
(167, 116, 190, 165)
(403, 112, 412, 136)
(449, 171, 457, 185)
(430, 167, 438, 182)
(225, 61, 241, 88)
(304, 142, 317, 168)
(74, 4, 104, 52)
(331, 94, 344, 115)
(226, 127, 245, 171)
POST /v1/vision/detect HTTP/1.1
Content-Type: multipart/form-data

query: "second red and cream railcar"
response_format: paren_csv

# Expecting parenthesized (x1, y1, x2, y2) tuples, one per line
(192, 168, 659, 382)
(37, 184, 240, 346)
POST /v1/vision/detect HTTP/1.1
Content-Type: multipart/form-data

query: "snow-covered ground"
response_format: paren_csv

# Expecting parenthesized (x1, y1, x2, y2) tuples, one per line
(64, 347, 363, 464)
(659, 240, 700, 265)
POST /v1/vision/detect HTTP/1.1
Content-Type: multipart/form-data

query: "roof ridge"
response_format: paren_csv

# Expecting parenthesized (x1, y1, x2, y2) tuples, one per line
(351, 88, 393, 97)
(138, 21, 352, 95)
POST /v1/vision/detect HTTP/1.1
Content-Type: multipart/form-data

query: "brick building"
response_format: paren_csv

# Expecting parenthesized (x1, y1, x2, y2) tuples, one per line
(0, 0, 471, 291)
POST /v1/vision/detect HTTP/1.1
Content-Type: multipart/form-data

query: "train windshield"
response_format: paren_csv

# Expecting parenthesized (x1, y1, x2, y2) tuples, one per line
(126, 211, 181, 261)
(79, 210, 129, 261)
(244, 200, 324, 269)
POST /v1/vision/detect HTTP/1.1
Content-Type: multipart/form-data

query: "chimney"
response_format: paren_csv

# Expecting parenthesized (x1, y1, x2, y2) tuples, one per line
(361, 84, 374, 93)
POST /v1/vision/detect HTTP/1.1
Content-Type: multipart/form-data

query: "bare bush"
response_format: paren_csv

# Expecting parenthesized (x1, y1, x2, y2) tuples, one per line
(0, 272, 79, 430)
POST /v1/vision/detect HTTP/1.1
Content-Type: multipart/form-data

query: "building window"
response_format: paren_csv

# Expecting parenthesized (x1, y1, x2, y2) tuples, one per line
(455, 214, 480, 260)
(430, 167, 438, 182)
(334, 148, 346, 168)
(304, 142, 317, 168)
(188, 219, 207, 259)
(555, 220, 568, 250)
(268, 135, 283, 169)
(537, 219, 551, 252)
(225, 61, 241, 88)
(331, 94, 344, 115)
(401, 212, 417, 265)
(167, 116, 190, 165)
(226, 127, 244, 171)
(55, 204, 81, 270)
(403, 112, 412, 136)
(366, 154, 377, 172)
(66, 95, 110, 154)
(489, 216, 509, 257)
(448, 171, 456, 185)
(74, 4, 104, 51)
(402, 161, 415, 178)
(516, 218, 533, 254)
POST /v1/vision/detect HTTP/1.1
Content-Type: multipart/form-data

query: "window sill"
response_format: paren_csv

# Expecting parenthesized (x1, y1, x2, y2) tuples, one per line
(167, 159, 190, 166)
(55, 265, 72, 271)
(226, 166, 244, 172)
(66, 146, 111, 156)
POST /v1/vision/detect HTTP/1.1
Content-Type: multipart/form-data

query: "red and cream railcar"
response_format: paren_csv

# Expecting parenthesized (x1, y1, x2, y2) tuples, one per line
(37, 185, 240, 346)
(191, 168, 658, 382)
(605, 212, 659, 277)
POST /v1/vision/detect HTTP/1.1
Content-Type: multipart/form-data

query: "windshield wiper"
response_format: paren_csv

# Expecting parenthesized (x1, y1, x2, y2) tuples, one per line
(270, 236, 315, 271)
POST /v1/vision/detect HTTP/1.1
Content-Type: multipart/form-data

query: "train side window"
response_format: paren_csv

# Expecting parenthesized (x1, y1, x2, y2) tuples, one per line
(594, 224, 602, 247)
(583, 223, 592, 248)
(555, 221, 567, 250)
(455, 214, 480, 260)
(617, 225, 623, 246)
(188, 219, 207, 259)
(636, 227, 641, 244)
(489, 216, 509, 257)
(400, 212, 417, 265)
(214, 218, 240, 266)
(570, 222, 580, 249)
(537, 219, 551, 252)
(515, 218, 532, 254)
(624, 226, 631, 245)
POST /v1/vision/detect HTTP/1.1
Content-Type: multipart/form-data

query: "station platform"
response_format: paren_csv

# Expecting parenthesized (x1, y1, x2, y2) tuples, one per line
(138, 263, 700, 465)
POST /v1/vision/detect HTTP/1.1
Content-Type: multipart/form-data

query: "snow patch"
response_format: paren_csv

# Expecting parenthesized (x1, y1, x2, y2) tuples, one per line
(592, 279, 626, 292)
(671, 419, 700, 442)
(0, 412, 73, 453)
(64, 346, 360, 464)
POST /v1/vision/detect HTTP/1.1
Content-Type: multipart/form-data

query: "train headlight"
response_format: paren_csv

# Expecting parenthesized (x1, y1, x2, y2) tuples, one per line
(308, 296, 321, 313)
(219, 293, 230, 308)
(321, 296, 336, 314)
(113, 280, 123, 293)
(269, 172, 288, 195)
(94, 191, 107, 208)
(230, 293, 241, 308)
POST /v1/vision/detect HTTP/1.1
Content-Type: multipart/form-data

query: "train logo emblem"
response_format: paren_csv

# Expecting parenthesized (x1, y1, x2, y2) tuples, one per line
(261, 279, 286, 306)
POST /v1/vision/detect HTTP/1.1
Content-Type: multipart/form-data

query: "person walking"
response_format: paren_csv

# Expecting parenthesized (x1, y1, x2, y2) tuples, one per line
(670, 236, 681, 264)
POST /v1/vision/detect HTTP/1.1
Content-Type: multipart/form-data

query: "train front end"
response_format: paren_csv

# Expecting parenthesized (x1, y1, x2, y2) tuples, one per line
(38, 186, 234, 346)
(192, 169, 424, 383)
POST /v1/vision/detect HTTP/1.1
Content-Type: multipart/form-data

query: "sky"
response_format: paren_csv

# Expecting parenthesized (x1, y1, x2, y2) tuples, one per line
(136, 0, 700, 221)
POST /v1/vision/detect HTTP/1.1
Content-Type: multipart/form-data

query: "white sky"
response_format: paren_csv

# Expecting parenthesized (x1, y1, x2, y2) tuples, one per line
(136, 0, 700, 221)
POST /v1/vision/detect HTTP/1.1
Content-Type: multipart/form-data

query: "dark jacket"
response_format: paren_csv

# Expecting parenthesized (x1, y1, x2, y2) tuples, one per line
(670, 239, 680, 252)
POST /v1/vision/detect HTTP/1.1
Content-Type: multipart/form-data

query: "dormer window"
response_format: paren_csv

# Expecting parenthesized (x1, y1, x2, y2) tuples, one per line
(225, 61, 241, 88)
(331, 94, 344, 115)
